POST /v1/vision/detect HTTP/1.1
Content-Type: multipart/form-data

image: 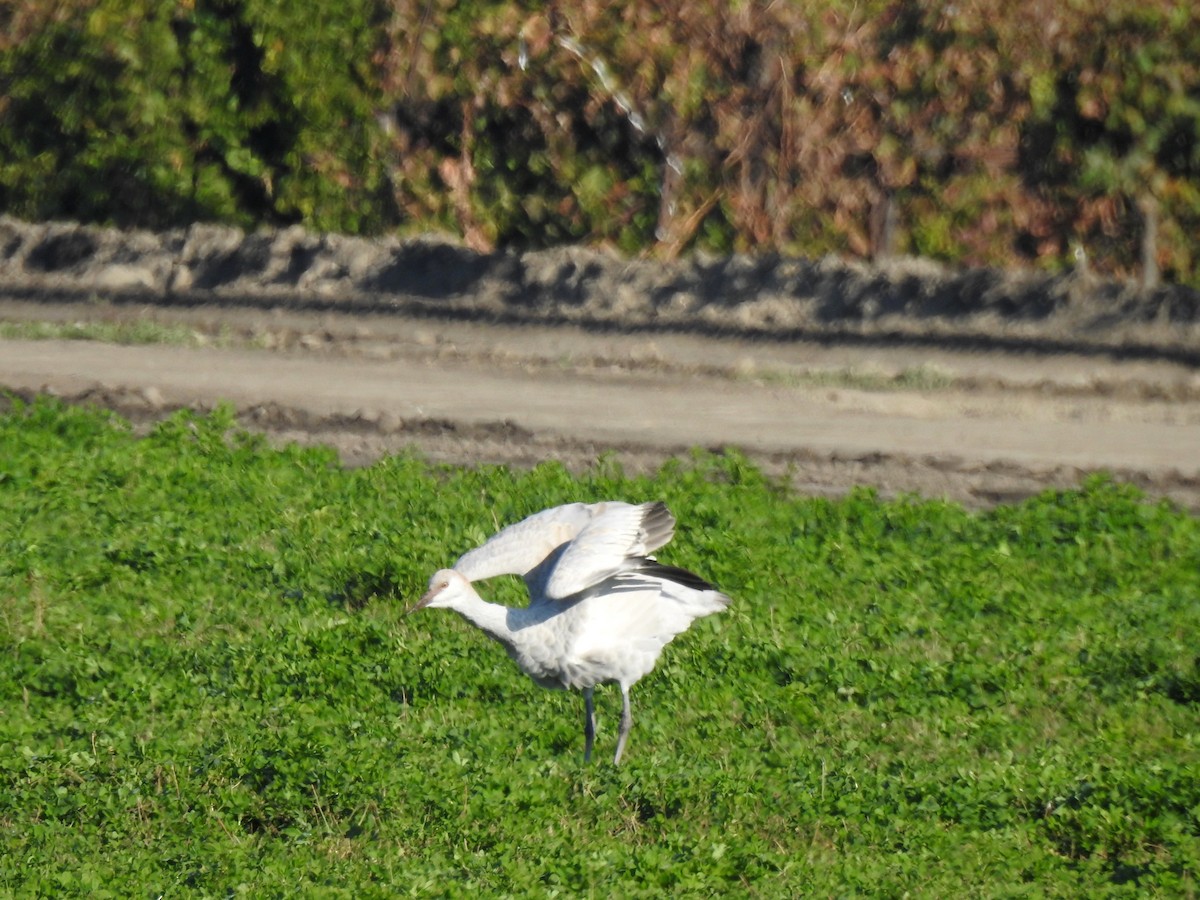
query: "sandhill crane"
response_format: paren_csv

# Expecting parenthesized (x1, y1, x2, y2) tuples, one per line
(408, 501, 730, 764)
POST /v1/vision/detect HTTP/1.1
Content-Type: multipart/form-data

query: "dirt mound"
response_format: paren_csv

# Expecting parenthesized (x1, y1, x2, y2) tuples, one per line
(2, 217, 1198, 359)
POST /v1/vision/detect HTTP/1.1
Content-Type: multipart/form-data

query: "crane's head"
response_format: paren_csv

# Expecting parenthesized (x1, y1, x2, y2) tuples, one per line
(406, 568, 470, 615)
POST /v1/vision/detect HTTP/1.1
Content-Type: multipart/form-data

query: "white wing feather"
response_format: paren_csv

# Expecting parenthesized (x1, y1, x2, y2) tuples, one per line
(453, 501, 635, 583)
(564, 577, 731, 686)
(452, 500, 679, 603)
(543, 502, 675, 600)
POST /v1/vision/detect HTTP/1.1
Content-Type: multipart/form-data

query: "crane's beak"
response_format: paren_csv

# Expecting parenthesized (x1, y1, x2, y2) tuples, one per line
(403, 588, 436, 617)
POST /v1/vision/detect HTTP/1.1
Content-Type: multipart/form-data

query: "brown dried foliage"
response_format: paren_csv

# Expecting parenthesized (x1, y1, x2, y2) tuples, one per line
(374, 0, 1199, 284)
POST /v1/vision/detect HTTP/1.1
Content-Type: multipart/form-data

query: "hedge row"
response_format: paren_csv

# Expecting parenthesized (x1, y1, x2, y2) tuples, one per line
(2, 1, 1199, 284)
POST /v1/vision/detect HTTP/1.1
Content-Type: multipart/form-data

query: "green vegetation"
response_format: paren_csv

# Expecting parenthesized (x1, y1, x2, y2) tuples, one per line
(3, 1, 1200, 283)
(1, 397, 1197, 895)
(0, 318, 209, 346)
(0, 0, 392, 233)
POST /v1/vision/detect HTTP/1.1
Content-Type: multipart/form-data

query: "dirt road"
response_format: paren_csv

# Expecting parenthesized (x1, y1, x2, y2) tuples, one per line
(4, 301, 1199, 510)
(2, 219, 1198, 509)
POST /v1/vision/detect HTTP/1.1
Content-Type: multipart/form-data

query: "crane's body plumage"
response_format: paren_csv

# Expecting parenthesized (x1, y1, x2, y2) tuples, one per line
(411, 501, 730, 763)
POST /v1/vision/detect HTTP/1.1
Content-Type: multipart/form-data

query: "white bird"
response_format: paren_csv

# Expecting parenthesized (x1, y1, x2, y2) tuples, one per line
(409, 500, 730, 764)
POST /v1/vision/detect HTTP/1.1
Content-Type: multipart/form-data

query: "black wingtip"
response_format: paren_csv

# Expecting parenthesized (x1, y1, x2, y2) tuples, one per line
(631, 558, 716, 592)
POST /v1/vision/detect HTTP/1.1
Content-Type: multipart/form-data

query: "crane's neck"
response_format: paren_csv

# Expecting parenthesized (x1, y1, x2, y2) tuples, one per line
(448, 586, 520, 653)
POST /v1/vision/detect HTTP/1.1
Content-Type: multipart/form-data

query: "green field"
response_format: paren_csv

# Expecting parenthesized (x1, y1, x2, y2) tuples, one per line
(2, 397, 1198, 896)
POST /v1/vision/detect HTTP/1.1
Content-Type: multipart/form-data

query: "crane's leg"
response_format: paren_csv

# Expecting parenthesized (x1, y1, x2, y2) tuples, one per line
(612, 687, 633, 765)
(583, 687, 596, 763)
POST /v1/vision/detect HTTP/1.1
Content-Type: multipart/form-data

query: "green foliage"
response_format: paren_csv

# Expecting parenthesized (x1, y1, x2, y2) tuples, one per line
(0, 0, 394, 232)
(1, 397, 1198, 894)
(0, 317, 208, 345)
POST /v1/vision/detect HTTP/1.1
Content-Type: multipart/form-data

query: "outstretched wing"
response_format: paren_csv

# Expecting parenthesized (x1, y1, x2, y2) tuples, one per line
(542, 501, 676, 600)
(453, 501, 639, 583)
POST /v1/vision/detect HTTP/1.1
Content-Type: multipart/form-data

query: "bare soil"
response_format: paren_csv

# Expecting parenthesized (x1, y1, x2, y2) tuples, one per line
(2, 218, 1199, 510)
